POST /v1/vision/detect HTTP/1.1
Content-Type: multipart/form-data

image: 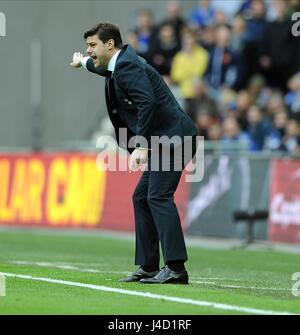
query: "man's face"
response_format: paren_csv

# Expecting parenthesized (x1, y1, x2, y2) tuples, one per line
(85, 34, 112, 68)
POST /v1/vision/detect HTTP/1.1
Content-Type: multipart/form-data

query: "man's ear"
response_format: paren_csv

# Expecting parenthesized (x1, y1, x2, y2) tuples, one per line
(107, 38, 115, 50)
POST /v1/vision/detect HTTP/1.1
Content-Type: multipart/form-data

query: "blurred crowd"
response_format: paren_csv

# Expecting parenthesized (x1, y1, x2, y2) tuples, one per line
(127, 0, 300, 155)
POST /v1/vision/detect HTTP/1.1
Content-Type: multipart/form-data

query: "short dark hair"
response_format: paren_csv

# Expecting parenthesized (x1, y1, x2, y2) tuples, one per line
(84, 22, 123, 48)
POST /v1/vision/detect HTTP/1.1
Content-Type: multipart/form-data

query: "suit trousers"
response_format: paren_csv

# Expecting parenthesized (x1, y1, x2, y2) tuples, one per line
(132, 136, 197, 267)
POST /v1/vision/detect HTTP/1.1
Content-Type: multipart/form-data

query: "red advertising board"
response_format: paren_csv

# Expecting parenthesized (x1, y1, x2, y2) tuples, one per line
(0, 152, 190, 232)
(269, 159, 300, 243)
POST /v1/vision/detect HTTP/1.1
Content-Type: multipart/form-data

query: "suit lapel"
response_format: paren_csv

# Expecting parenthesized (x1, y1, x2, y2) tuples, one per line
(105, 77, 111, 112)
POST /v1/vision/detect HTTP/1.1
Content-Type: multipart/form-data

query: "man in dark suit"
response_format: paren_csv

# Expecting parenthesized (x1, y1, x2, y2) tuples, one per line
(70, 22, 198, 284)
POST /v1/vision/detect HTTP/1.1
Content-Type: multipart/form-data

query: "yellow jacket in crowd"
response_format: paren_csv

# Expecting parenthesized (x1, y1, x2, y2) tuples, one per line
(171, 46, 209, 99)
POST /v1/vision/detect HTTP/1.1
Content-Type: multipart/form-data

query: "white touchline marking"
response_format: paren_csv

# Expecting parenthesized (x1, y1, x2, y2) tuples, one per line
(7, 261, 291, 292)
(8, 261, 238, 280)
(0, 272, 297, 315)
(10, 261, 273, 283)
(10, 261, 111, 268)
(9, 261, 131, 275)
(190, 280, 291, 291)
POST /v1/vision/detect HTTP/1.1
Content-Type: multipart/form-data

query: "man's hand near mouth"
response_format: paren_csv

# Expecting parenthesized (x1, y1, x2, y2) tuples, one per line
(70, 52, 84, 68)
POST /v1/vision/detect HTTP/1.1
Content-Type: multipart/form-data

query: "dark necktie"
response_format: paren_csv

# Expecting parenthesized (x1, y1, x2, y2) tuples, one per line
(105, 71, 115, 112)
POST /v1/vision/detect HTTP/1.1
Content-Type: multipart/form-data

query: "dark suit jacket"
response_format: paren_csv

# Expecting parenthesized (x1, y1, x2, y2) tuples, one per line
(85, 44, 198, 153)
(205, 46, 241, 90)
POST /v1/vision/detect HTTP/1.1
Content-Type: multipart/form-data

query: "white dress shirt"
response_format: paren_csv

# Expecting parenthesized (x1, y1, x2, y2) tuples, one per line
(107, 49, 121, 72)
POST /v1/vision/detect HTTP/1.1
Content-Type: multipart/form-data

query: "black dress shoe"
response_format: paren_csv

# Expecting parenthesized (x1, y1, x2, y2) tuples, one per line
(119, 267, 159, 283)
(139, 266, 188, 284)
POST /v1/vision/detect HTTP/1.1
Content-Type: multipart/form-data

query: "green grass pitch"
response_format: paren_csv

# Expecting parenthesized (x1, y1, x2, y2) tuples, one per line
(0, 228, 299, 315)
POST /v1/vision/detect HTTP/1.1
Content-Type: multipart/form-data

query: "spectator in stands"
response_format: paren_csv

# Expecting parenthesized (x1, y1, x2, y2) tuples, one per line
(223, 101, 239, 118)
(237, 0, 253, 18)
(264, 110, 288, 151)
(214, 10, 228, 26)
(230, 14, 247, 54)
(189, 0, 216, 29)
(216, 87, 237, 114)
(285, 72, 300, 119)
(148, 23, 180, 81)
(195, 110, 214, 139)
(204, 24, 243, 91)
(230, 14, 248, 90)
(171, 28, 209, 121)
(244, 0, 267, 43)
(282, 119, 300, 154)
(127, 31, 139, 52)
(211, 0, 241, 22)
(260, 0, 299, 91)
(134, 9, 157, 62)
(221, 116, 251, 151)
(180, 78, 220, 122)
(266, 91, 286, 117)
(236, 89, 252, 113)
(219, 90, 251, 131)
(161, 1, 186, 45)
(243, 0, 267, 78)
(199, 25, 216, 51)
(247, 74, 271, 107)
(246, 105, 271, 151)
(207, 122, 223, 141)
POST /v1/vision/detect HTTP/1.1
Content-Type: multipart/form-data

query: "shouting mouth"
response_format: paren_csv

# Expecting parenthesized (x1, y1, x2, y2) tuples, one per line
(91, 55, 98, 64)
